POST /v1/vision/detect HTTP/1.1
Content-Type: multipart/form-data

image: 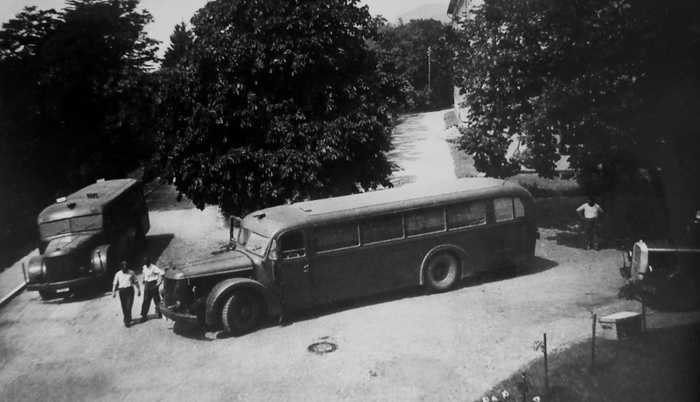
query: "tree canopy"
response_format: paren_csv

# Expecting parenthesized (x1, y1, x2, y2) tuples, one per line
(153, 0, 408, 214)
(452, 0, 700, 240)
(161, 21, 192, 69)
(0, 0, 159, 249)
(373, 19, 455, 111)
(0, 0, 159, 194)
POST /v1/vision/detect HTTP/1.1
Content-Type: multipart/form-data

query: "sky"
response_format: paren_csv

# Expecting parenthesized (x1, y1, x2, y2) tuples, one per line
(0, 0, 445, 58)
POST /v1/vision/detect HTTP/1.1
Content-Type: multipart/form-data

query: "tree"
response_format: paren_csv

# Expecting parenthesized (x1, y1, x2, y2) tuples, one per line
(153, 0, 407, 214)
(374, 19, 455, 111)
(0, 0, 159, 246)
(0, 0, 159, 189)
(162, 22, 193, 69)
(452, 0, 700, 242)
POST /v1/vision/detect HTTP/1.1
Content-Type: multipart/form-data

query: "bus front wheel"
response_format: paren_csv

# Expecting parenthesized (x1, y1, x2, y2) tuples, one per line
(221, 290, 262, 336)
(425, 252, 459, 293)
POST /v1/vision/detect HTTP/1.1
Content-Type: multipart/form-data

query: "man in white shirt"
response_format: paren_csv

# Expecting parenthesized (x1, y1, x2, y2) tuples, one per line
(577, 197, 604, 250)
(112, 261, 141, 327)
(140, 257, 165, 321)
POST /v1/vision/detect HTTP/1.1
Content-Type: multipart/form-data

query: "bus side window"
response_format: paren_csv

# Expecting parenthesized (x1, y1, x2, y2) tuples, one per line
(405, 208, 445, 236)
(494, 198, 515, 222)
(314, 223, 359, 252)
(360, 214, 404, 244)
(514, 198, 525, 218)
(280, 231, 306, 259)
(447, 201, 486, 229)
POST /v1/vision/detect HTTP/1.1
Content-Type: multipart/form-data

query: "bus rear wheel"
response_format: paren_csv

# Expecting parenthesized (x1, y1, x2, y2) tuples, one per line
(221, 290, 262, 336)
(39, 289, 56, 300)
(425, 252, 459, 293)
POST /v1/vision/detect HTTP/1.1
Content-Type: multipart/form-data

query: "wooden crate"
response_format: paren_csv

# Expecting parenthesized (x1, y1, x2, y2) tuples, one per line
(598, 311, 642, 340)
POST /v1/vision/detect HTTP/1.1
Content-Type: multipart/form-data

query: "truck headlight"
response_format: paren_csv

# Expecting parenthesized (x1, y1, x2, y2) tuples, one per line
(26, 256, 45, 283)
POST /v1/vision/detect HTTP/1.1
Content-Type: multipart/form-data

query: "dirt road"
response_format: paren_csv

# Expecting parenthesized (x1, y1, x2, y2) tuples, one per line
(1, 111, 695, 401)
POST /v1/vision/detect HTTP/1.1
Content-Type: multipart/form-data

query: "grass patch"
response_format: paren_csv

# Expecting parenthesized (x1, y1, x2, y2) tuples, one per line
(448, 140, 480, 178)
(533, 196, 586, 232)
(479, 323, 700, 402)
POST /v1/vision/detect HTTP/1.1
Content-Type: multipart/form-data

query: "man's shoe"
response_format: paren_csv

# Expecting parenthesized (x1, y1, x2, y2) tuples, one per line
(157, 313, 162, 319)
(124, 322, 131, 328)
(142, 315, 148, 322)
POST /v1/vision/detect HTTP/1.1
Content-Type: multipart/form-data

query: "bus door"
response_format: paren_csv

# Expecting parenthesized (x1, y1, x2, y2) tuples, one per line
(308, 222, 363, 304)
(273, 230, 313, 310)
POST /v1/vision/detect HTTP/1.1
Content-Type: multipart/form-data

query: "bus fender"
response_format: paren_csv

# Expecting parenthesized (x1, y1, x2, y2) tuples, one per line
(419, 245, 471, 285)
(205, 278, 282, 326)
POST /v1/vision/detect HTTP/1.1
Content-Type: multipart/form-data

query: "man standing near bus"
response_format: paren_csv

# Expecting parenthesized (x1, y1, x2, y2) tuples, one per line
(140, 257, 164, 321)
(112, 261, 141, 327)
(577, 197, 604, 250)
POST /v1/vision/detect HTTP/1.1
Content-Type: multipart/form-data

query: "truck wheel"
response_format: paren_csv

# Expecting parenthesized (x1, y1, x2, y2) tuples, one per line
(424, 252, 459, 293)
(221, 290, 262, 336)
(39, 289, 56, 300)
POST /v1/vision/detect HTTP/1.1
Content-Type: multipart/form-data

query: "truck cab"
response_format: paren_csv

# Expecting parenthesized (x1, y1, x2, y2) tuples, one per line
(24, 179, 149, 299)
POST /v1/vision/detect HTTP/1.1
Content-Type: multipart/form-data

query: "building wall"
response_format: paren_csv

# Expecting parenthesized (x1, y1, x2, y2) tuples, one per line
(447, 0, 483, 122)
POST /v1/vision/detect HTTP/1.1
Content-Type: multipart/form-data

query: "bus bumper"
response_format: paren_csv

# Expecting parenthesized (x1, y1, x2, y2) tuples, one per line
(160, 303, 199, 324)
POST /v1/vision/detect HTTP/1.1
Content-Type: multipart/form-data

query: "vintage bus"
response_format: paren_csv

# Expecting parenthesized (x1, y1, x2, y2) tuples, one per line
(24, 179, 150, 299)
(160, 178, 538, 335)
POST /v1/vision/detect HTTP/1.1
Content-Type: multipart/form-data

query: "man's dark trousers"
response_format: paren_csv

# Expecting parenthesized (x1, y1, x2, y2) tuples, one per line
(141, 281, 161, 318)
(583, 218, 599, 249)
(118, 287, 135, 325)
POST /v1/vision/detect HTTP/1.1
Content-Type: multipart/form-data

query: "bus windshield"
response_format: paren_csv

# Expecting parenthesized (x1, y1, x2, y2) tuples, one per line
(40, 214, 103, 238)
(237, 228, 270, 256)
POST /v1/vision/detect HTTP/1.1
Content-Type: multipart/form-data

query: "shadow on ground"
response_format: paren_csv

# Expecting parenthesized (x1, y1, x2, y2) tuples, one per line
(544, 229, 628, 251)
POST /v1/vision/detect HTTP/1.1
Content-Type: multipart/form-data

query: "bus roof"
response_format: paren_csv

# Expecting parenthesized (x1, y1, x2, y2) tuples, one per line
(38, 179, 138, 223)
(243, 178, 531, 237)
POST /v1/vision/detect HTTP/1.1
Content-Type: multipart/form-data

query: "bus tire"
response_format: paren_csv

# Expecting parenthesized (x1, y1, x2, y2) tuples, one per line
(221, 290, 262, 336)
(424, 252, 459, 293)
(39, 289, 56, 300)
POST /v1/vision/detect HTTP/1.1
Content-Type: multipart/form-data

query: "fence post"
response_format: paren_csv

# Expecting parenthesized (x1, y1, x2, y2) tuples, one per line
(641, 293, 647, 333)
(543, 333, 549, 396)
(590, 313, 597, 371)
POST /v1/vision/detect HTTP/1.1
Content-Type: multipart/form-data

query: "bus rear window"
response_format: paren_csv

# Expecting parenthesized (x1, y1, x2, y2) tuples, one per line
(495, 198, 525, 222)
(494, 198, 515, 222)
(514, 198, 525, 218)
(315, 223, 359, 252)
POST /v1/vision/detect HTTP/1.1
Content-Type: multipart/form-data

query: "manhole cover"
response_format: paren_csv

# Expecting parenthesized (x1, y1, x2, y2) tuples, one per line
(308, 341, 338, 355)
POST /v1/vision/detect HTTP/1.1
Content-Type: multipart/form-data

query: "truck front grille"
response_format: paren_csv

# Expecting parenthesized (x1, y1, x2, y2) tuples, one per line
(44, 254, 80, 283)
(163, 277, 193, 308)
